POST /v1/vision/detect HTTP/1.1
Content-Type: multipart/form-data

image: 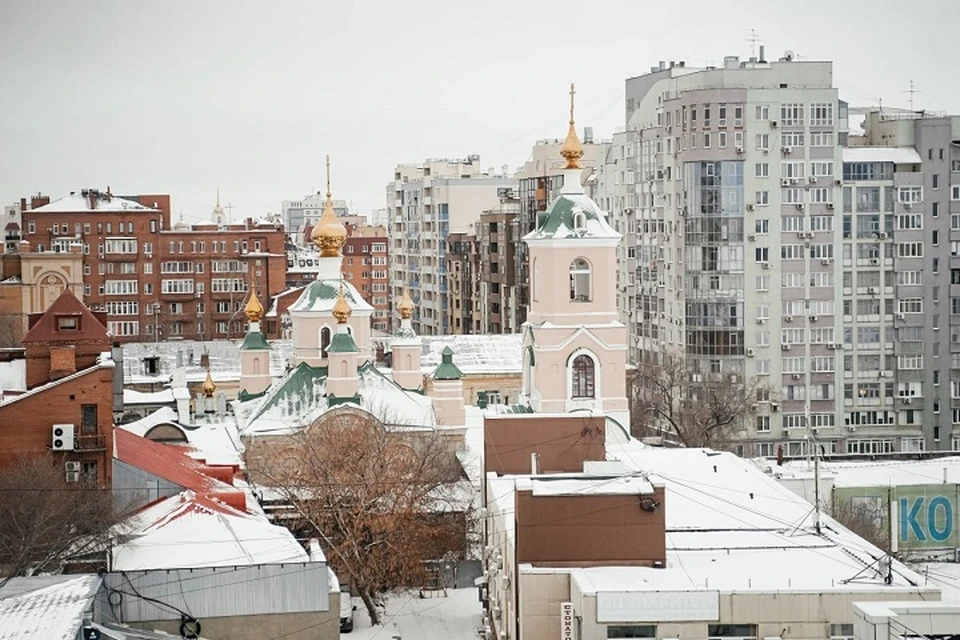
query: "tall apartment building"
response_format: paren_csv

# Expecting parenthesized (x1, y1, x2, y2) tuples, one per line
(598, 54, 847, 457)
(446, 230, 480, 333)
(387, 156, 514, 335)
(21, 188, 286, 342)
(602, 52, 960, 456)
(513, 137, 606, 328)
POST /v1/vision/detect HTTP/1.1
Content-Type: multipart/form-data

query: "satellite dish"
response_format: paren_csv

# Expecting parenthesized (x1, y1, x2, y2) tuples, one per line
(783, 50, 795, 62)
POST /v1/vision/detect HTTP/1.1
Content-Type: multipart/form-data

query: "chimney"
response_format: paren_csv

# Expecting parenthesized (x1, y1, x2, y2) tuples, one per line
(759, 45, 766, 63)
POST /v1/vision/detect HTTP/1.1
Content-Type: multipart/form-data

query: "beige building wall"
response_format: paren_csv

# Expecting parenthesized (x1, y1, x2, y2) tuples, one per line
(19, 242, 84, 318)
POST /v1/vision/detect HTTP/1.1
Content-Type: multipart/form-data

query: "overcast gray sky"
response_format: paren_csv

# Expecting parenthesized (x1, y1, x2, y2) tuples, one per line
(1, 0, 956, 222)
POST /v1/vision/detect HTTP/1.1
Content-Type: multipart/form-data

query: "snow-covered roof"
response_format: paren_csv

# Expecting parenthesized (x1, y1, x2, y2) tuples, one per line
(419, 334, 522, 375)
(0, 358, 25, 393)
(0, 358, 113, 408)
(842, 147, 923, 164)
(775, 456, 960, 488)
(0, 574, 102, 640)
(239, 361, 436, 436)
(33, 192, 157, 213)
(124, 388, 175, 405)
(489, 439, 928, 592)
(120, 339, 291, 386)
(112, 491, 308, 571)
(288, 278, 374, 314)
(120, 407, 245, 467)
(523, 171, 620, 243)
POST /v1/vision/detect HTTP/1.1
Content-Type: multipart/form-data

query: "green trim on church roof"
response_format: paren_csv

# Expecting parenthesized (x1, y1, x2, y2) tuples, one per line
(248, 361, 327, 423)
(297, 280, 367, 306)
(238, 388, 268, 403)
(328, 331, 359, 354)
(328, 393, 362, 407)
(239, 330, 271, 351)
(528, 193, 619, 241)
(433, 346, 463, 380)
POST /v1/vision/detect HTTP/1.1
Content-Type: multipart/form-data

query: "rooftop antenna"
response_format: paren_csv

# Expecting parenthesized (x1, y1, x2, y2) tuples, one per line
(904, 80, 920, 111)
(746, 28, 760, 58)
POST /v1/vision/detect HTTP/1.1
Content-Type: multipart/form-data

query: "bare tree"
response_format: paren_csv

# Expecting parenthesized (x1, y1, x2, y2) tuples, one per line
(0, 312, 23, 348)
(0, 454, 116, 578)
(250, 407, 468, 625)
(630, 353, 769, 449)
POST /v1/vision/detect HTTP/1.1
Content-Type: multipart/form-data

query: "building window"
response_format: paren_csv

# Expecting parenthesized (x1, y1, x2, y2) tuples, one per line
(709, 625, 757, 640)
(571, 354, 595, 398)
(607, 626, 657, 639)
(569, 258, 591, 302)
(320, 326, 331, 358)
(57, 315, 79, 331)
(81, 404, 97, 435)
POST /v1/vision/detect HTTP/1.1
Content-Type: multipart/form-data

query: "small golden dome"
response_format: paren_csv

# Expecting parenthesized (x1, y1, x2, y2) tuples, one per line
(312, 155, 347, 257)
(244, 287, 264, 323)
(332, 283, 352, 324)
(397, 286, 415, 320)
(560, 83, 584, 170)
(202, 368, 216, 397)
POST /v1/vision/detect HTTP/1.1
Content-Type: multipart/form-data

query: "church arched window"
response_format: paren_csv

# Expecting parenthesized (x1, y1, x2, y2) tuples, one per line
(320, 326, 331, 358)
(571, 354, 595, 398)
(573, 211, 586, 230)
(569, 258, 592, 302)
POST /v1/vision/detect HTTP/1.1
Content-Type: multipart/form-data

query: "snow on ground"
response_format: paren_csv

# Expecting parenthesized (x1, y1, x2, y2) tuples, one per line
(347, 588, 482, 640)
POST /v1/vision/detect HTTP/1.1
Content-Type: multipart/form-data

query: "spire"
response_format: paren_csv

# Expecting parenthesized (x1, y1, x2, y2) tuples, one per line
(397, 285, 415, 320)
(202, 368, 216, 397)
(213, 187, 224, 215)
(244, 287, 264, 323)
(311, 155, 347, 257)
(560, 83, 584, 170)
(332, 282, 352, 324)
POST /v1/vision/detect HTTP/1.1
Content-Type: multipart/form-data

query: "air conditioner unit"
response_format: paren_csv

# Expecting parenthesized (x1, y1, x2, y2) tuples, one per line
(51, 424, 75, 451)
(826, 203, 835, 209)
(784, 315, 793, 322)
(746, 348, 756, 357)
(835, 343, 844, 350)
(879, 371, 889, 378)
(736, 147, 744, 154)
(878, 232, 888, 240)
(827, 343, 836, 350)
(809, 315, 818, 322)
(771, 403, 780, 412)
(897, 313, 906, 320)
(795, 204, 804, 211)
(797, 232, 806, 240)
(903, 397, 912, 404)
(756, 318, 766, 325)
(821, 259, 832, 265)
(761, 262, 771, 269)
(780, 178, 791, 186)
(835, 179, 843, 186)
(792, 374, 801, 380)
(748, 234, 756, 241)
(904, 202, 912, 210)
(791, 178, 800, 185)
(806, 232, 815, 239)
(65, 471, 80, 483)
(65, 461, 81, 472)
(746, 203, 755, 211)
(781, 343, 791, 351)
(808, 176, 818, 184)
(770, 121, 778, 128)
(870, 258, 880, 265)
(868, 286, 878, 294)
(783, 147, 793, 154)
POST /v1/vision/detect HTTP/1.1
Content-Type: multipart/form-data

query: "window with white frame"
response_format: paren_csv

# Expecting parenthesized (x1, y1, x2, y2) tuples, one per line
(161, 279, 194, 294)
(810, 103, 834, 126)
(898, 354, 923, 369)
(783, 413, 807, 429)
(809, 131, 834, 147)
(898, 186, 923, 203)
(755, 162, 769, 177)
(782, 357, 805, 373)
(898, 298, 923, 314)
(781, 162, 806, 179)
(897, 270, 922, 286)
(781, 244, 805, 260)
(107, 321, 139, 336)
(756, 416, 770, 432)
(781, 103, 804, 126)
(104, 280, 137, 295)
(812, 356, 835, 372)
(781, 215, 804, 231)
(755, 191, 769, 205)
(897, 242, 923, 258)
(810, 161, 834, 176)
(781, 131, 805, 147)
(809, 216, 833, 231)
(756, 134, 770, 150)
(810, 327, 835, 343)
(782, 188, 804, 204)
(811, 271, 834, 287)
(105, 238, 137, 254)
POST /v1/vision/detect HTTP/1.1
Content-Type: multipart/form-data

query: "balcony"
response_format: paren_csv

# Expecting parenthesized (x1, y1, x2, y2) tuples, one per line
(76, 433, 107, 451)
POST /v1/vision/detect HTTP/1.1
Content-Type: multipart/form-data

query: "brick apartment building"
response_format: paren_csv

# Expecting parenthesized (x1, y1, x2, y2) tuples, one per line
(19, 188, 286, 342)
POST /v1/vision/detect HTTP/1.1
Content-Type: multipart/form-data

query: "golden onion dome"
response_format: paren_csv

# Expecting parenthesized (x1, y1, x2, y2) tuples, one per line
(312, 155, 347, 257)
(397, 286, 415, 320)
(332, 283, 352, 324)
(202, 368, 216, 397)
(559, 83, 584, 170)
(244, 287, 264, 323)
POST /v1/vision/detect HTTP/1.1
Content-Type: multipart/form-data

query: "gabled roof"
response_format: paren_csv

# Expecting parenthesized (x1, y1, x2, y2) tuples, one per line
(114, 428, 245, 510)
(288, 278, 374, 313)
(0, 575, 102, 640)
(112, 491, 307, 570)
(22, 288, 108, 344)
(524, 192, 620, 242)
(239, 329, 271, 351)
(32, 192, 156, 213)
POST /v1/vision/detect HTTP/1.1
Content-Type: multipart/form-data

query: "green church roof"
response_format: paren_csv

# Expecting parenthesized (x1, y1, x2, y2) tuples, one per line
(433, 346, 463, 380)
(328, 330, 359, 354)
(239, 330, 271, 351)
(525, 192, 619, 242)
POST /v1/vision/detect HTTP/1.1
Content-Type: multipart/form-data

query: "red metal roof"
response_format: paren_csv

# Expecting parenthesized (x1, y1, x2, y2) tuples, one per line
(114, 429, 246, 511)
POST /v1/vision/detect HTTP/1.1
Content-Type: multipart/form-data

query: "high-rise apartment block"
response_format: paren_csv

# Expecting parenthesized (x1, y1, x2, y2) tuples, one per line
(600, 52, 960, 455)
(388, 156, 514, 335)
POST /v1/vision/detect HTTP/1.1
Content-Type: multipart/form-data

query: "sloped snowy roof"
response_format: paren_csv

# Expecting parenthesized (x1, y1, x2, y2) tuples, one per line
(120, 407, 244, 467)
(419, 334, 522, 375)
(112, 491, 307, 570)
(124, 388, 175, 405)
(0, 575, 102, 640)
(239, 360, 436, 436)
(288, 278, 374, 313)
(33, 192, 157, 213)
(524, 191, 619, 242)
(121, 339, 291, 385)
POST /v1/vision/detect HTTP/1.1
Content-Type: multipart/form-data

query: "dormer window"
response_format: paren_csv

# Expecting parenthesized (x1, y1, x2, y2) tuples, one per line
(573, 211, 587, 230)
(57, 315, 79, 331)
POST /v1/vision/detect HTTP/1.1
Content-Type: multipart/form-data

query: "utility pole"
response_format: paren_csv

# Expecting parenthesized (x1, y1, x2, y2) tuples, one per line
(810, 427, 822, 535)
(904, 80, 920, 111)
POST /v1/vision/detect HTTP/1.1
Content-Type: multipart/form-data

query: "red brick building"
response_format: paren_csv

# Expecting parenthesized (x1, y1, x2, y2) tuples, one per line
(20, 188, 287, 342)
(0, 289, 114, 485)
